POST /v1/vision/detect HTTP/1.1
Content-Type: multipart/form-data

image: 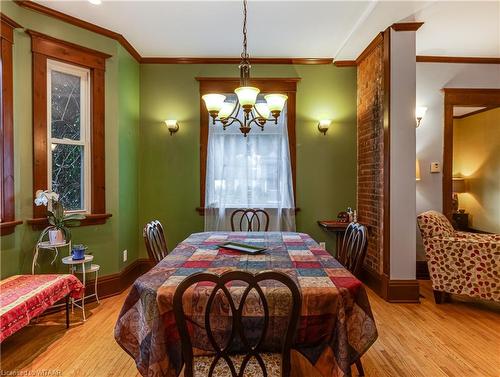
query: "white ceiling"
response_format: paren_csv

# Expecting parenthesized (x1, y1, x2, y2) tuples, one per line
(34, 1, 500, 60)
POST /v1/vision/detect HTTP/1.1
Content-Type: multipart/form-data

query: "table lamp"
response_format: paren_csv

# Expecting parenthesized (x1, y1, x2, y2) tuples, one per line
(452, 177, 466, 213)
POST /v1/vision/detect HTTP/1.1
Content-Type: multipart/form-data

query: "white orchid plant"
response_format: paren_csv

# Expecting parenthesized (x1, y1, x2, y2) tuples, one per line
(34, 190, 86, 242)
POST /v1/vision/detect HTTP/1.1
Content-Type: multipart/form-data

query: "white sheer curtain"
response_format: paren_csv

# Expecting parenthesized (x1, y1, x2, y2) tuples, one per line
(204, 97, 295, 231)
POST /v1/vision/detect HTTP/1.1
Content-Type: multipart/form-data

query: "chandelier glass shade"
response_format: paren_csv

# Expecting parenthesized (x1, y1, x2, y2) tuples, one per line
(201, 0, 287, 136)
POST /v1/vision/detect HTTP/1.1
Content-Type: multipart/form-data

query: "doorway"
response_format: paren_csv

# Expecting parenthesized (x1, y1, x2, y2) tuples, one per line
(443, 89, 500, 232)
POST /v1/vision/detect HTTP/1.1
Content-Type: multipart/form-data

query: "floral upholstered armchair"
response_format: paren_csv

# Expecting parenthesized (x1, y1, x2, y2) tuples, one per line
(417, 210, 499, 303)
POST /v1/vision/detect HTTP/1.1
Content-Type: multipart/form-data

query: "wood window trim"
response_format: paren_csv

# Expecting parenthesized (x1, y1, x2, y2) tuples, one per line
(196, 77, 300, 215)
(442, 88, 500, 220)
(0, 14, 23, 235)
(27, 30, 112, 228)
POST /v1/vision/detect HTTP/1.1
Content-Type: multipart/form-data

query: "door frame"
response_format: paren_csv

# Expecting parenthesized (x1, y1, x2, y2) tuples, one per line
(442, 88, 500, 219)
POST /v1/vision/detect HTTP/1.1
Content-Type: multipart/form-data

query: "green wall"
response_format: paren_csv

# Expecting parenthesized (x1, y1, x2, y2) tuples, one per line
(0, 1, 357, 278)
(139, 64, 357, 256)
(0, 1, 140, 278)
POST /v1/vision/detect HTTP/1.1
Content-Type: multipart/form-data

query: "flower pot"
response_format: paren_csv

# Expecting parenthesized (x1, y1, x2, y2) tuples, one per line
(48, 229, 65, 245)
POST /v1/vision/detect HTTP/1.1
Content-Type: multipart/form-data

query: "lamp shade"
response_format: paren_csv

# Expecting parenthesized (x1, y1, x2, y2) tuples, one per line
(218, 102, 236, 119)
(264, 94, 288, 112)
(234, 86, 260, 107)
(416, 159, 421, 181)
(164, 120, 179, 135)
(416, 106, 427, 119)
(202, 94, 226, 112)
(255, 102, 271, 119)
(452, 177, 466, 193)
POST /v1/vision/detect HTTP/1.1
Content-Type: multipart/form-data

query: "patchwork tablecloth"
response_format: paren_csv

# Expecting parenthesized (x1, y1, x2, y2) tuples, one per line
(114, 232, 377, 377)
(0, 274, 84, 342)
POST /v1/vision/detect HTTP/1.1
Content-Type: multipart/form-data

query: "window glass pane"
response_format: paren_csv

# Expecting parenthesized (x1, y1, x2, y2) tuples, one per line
(51, 70, 81, 140)
(51, 144, 84, 211)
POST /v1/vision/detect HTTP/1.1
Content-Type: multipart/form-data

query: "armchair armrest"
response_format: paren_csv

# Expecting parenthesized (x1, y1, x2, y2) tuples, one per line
(455, 231, 500, 243)
(434, 236, 500, 254)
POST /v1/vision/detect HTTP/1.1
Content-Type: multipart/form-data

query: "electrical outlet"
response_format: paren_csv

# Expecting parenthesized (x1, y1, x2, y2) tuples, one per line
(430, 162, 441, 173)
(123, 249, 128, 262)
(319, 242, 326, 250)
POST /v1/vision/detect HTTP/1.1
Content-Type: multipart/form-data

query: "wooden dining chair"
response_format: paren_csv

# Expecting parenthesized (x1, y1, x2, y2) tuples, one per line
(173, 270, 301, 377)
(143, 220, 169, 264)
(230, 209, 270, 231)
(337, 221, 368, 376)
(337, 222, 368, 277)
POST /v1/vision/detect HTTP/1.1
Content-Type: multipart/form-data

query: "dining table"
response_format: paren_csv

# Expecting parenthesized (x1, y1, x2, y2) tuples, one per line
(114, 232, 378, 377)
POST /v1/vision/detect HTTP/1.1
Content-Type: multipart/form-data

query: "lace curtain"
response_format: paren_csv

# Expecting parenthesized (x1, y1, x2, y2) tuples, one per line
(204, 99, 295, 231)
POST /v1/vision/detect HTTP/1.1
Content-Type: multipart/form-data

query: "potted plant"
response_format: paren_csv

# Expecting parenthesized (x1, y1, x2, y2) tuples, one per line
(34, 190, 86, 244)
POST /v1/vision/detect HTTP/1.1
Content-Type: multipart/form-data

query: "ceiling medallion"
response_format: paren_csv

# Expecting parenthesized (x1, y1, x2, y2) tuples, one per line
(202, 0, 287, 137)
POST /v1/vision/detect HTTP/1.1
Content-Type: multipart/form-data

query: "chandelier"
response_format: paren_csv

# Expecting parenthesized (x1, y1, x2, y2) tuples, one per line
(202, 0, 288, 137)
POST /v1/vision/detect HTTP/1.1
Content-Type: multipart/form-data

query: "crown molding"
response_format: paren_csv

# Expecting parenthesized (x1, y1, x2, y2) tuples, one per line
(14, 1, 333, 65)
(333, 60, 357, 67)
(13, 2, 499, 68)
(14, 0, 141, 61)
(417, 55, 500, 64)
(355, 32, 384, 65)
(142, 57, 333, 65)
(391, 22, 424, 32)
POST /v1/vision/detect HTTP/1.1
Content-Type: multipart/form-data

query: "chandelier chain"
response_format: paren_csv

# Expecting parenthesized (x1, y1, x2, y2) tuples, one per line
(241, 0, 249, 61)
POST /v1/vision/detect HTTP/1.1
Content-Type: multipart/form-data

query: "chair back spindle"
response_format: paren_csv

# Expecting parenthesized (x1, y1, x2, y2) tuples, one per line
(143, 220, 169, 264)
(173, 270, 301, 377)
(230, 209, 270, 231)
(337, 222, 368, 277)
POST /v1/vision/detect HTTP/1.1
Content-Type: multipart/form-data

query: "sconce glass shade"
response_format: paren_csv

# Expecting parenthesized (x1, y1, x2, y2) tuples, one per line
(416, 106, 427, 127)
(164, 120, 179, 135)
(202, 94, 226, 113)
(416, 106, 427, 118)
(218, 102, 236, 119)
(416, 159, 421, 181)
(318, 119, 331, 135)
(234, 86, 260, 107)
(255, 102, 271, 119)
(264, 94, 288, 113)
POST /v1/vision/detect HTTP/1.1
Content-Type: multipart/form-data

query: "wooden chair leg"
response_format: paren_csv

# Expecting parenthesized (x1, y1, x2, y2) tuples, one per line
(355, 359, 364, 376)
(65, 295, 70, 328)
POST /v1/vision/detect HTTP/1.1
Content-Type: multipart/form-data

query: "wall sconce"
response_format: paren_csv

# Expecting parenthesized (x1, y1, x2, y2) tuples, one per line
(165, 120, 179, 136)
(318, 120, 331, 135)
(415, 159, 421, 181)
(415, 107, 427, 128)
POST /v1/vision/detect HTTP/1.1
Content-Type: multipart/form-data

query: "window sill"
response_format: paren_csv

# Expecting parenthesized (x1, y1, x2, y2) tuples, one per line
(0, 220, 23, 236)
(26, 213, 112, 230)
(195, 207, 300, 215)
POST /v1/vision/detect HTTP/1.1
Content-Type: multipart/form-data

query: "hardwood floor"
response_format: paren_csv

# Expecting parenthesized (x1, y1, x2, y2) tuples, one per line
(1, 281, 499, 377)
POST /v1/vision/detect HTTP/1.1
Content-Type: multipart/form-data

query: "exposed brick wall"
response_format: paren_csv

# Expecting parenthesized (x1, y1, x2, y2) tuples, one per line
(357, 36, 386, 274)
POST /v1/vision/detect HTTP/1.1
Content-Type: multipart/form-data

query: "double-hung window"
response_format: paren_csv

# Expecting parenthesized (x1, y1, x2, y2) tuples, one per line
(29, 30, 110, 226)
(47, 60, 91, 213)
(203, 92, 296, 231)
(198, 77, 299, 231)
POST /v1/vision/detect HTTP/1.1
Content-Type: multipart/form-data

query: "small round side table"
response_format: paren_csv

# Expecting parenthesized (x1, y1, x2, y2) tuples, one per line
(32, 240, 72, 274)
(62, 255, 100, 321)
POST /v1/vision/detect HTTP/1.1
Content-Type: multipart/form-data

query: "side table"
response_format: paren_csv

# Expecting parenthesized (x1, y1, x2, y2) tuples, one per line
(317, 220, 349, 256)
(32, 240, 72, 274)
(62, 255, 100, 321)
(452, 212, 469, 231)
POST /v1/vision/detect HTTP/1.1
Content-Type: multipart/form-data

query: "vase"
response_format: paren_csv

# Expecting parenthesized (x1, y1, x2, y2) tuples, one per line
(48, 229, 65, 245)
